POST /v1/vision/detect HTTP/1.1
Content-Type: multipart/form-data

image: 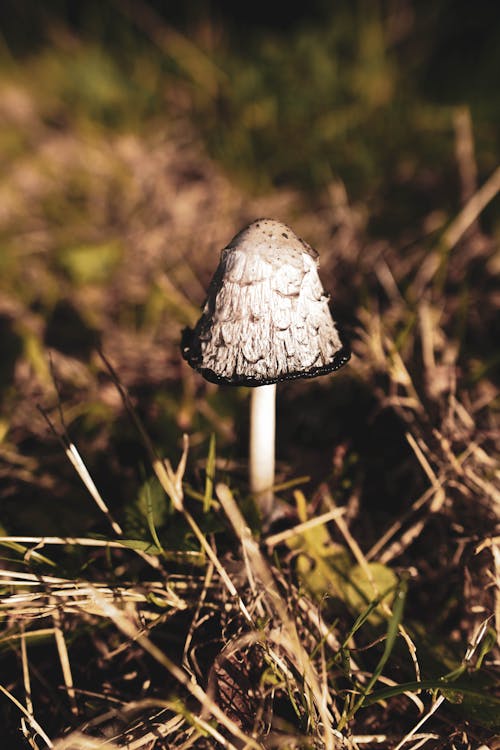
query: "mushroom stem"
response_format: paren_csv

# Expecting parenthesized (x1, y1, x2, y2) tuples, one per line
(249, 383, 276, 517)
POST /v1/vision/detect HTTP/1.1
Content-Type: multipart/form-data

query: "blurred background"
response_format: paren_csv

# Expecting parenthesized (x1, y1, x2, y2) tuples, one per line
(0, 0, 498, 535)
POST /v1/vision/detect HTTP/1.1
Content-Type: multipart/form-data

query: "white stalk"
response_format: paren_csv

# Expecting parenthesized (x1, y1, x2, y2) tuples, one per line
(249, 383, 276, 517)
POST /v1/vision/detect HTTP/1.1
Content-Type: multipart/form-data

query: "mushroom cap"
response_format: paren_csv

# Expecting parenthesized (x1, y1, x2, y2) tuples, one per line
(182, 219, 350, 386)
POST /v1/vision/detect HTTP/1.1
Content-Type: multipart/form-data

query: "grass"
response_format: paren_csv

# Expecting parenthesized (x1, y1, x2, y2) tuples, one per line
(0, 3, 499, 748)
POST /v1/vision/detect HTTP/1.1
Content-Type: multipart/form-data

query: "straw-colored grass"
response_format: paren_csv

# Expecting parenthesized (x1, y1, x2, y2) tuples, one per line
(0, 8, 499, 748)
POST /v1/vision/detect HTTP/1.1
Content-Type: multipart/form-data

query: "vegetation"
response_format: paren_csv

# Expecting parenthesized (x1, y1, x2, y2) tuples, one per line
(0, 2, 498, 748)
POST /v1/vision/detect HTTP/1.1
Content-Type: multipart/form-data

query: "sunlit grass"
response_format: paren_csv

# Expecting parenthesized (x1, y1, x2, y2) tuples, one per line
(0, 4, 498, 747)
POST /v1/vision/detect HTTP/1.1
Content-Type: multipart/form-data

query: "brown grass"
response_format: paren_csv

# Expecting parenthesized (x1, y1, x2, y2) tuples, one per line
(0, 46, 498, 749)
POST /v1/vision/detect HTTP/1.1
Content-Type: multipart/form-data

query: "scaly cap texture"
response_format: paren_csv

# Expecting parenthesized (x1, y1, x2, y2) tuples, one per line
(182, 219, 350, 385)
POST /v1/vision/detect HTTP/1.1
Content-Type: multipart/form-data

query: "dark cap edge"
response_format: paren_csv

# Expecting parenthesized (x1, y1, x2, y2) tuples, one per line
(184, 346, 351, 387)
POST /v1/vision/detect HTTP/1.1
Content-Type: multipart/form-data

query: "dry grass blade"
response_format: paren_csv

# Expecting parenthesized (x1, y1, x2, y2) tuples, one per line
(0, 570, 186, 621)
(322, 488, 421, 686)
(182, 560, 215, 675)
(37, 404, 123, 538)
(392, 695, 445, 750)
(52, 731, 120, 749)
(0, 535, 205, 567)
(321, 487, 376, 587)
(19, 624, 33, 713)
(99, 350, 256, 626)
(365, 485, 436, 562)
(265, 507, 346, 549)
(441, 165, 500, 252)
(52, 603, 78, 716)
(216, 483, 343, 750)
(0, 683, 54, 748)
(415, 163, 500, 287)
(87, 589, 262, 749)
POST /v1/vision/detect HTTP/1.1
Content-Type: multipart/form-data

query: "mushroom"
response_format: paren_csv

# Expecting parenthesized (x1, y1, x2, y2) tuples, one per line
(182, 219, 350, 518)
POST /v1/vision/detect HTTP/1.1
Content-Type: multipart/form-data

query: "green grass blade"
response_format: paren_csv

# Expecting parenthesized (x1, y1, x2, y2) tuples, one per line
(203, 433, 216, 513)
(363, 679, 500, 706)
(0, 541, 56, 568)
(145, 484, 166, 558)
(344, 576, 407, 723)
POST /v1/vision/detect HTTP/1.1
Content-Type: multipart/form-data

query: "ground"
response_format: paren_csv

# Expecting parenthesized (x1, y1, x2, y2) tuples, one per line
(0, 4, 498, 749)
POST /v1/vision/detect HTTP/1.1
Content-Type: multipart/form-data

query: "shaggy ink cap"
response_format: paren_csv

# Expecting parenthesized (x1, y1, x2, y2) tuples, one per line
(182, 219, 350, 386)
